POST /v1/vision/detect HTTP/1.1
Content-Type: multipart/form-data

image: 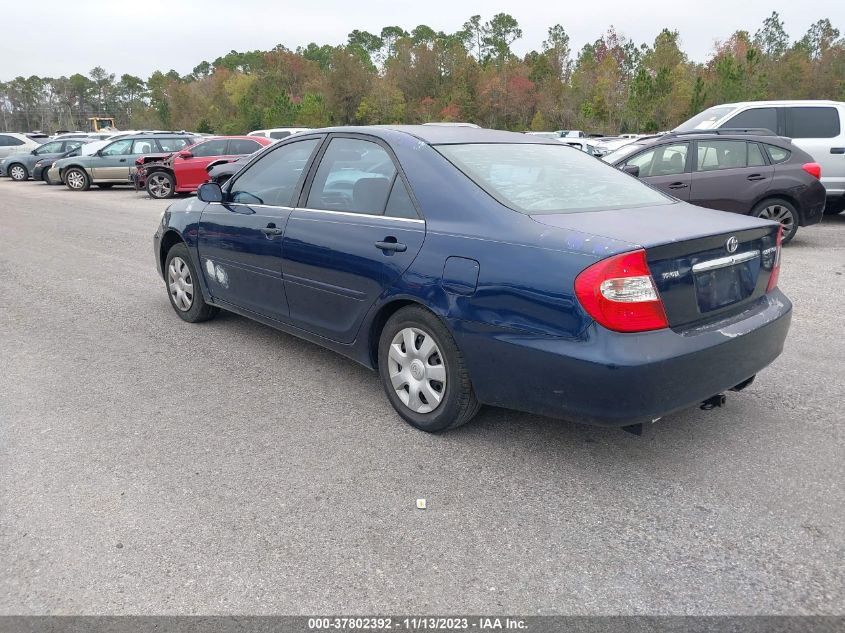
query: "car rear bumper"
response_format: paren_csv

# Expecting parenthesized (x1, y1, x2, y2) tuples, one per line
(453, 290, 792, 426)
(799, 180, 827, 226)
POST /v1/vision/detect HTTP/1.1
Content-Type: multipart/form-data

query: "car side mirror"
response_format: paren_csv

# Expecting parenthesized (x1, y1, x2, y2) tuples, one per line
(178, 151, 193, 159)
(197, 182, 223, 203)
(622, 164, 640, 177)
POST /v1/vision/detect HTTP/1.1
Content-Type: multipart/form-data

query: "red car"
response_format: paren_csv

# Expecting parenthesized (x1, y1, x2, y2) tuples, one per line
(136, 136, 272, 198)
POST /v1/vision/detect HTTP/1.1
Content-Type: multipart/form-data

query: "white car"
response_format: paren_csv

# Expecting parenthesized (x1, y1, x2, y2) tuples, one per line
(248, 127, 311, 140)
(0, 133, 44, 160)
(675, 100, 845, 213)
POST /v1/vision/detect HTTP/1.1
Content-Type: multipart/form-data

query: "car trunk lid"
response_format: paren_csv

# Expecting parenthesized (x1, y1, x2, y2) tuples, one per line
(531, 203, 781, 328)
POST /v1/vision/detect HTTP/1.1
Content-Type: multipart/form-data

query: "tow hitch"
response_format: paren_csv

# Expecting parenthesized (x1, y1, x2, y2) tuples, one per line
(700, 393, 726, 411)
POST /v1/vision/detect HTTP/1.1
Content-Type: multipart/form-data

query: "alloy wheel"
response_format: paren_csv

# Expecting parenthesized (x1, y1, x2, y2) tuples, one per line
(9, 165, 26, 181)
(388, 327, 447, 414)
(167, 256, 194, 311)
(66, 170, 86, 189)
(758, 204, 795, 236)
(148, 174, 172, 198)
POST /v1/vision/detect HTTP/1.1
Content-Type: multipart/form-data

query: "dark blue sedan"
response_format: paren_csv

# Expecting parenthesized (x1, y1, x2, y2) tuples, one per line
(153, 126, 791, 433)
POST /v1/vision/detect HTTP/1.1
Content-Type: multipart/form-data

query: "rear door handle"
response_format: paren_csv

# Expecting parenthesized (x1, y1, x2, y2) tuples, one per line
(667, 182, 688, 189)
(260, 226, 283, 236)
(375, 240, 407, 253)
(747, 174, 766, 181)
(831, 147, 845, 154)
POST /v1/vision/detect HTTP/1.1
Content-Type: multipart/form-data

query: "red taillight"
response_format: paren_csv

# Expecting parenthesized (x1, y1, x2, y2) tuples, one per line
(574, 249, 669, 333)
(802, 162, 821, 179)
(766, 225, 783, 292)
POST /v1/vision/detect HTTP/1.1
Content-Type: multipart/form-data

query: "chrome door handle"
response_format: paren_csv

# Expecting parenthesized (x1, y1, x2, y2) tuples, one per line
(375, 240, 407, 252)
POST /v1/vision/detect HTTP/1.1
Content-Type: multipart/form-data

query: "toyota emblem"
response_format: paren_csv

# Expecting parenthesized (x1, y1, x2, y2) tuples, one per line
(726, 236, 739, 253)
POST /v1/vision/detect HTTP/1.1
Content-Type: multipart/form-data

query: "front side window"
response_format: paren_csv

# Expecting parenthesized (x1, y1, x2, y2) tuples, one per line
(189, 139, 228, 157)
(230, 138, 320, 206)
(723, 107, 778, 133)
(306, 138, 397, 214)
(157, 137, 191, 152)
(36, 141, 64, 154)
(626, 143, 689, 177)
(100, 139, 133, 156)
(695, 140, 748, 171)
(438, 143, 671, 214)
(788, 107, 840, 138)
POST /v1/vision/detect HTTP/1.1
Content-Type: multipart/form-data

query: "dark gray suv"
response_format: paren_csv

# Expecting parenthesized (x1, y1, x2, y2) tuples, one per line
(603, 130, 826, 243)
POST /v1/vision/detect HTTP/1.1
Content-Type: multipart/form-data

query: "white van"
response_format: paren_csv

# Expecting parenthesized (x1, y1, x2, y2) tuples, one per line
(675, 100, 845, 213)
(248, 127, 311, 140)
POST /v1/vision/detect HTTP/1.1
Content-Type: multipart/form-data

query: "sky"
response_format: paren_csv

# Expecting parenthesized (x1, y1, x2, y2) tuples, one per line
(2, 0, 844, 80)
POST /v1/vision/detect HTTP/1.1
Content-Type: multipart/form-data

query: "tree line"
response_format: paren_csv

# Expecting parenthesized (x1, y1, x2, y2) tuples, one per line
(1, 12, 843, 135)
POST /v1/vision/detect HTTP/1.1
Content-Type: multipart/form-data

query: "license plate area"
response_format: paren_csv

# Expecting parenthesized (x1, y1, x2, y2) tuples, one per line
(692, 251, 760, 312)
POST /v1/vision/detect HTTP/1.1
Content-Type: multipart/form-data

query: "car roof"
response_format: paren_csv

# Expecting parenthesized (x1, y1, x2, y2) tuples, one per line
(309, 125, 558, 145)
(714, 100, 845, 108)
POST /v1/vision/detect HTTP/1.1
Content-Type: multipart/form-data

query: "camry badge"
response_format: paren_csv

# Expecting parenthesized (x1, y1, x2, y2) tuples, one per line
(726, 236, 739, 253)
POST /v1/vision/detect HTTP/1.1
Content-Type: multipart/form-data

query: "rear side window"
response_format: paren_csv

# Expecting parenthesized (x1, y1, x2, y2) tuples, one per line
(306, 138, 398, 214)
(788, 107, 840, 138)
(747, 143, 767, 167)
(766, 145, 791, 164)
(0, 135, 24, 146)
(384, 178, 418, 219)
(438, 143, 670, 214)
(131, 139, 156, 154)
(696, 140, 748, 171)
(157, 137, 190, 152)
(228, 139, 262, 154)
(723, 107, 778, 133)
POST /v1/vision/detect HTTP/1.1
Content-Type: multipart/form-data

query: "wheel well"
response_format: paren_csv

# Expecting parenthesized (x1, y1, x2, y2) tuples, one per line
(753, 193, 802, 221)
(60, 164, 85, 178)
(159, 230, 185, 273)
(368, 299, 419, 368)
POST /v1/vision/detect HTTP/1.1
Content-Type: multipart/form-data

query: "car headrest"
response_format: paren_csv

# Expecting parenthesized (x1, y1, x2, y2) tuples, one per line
(352, 177, 391, 213)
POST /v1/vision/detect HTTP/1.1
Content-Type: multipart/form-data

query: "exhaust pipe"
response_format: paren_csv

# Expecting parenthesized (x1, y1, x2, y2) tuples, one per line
(700, 393, 726, 410)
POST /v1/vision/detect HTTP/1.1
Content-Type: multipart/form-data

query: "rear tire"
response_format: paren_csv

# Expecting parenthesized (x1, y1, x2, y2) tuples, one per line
(64, 167, 90, 191)
(378, 305, 480, 432)
(753, 198, 799, 244)
(823, 198, 844, 215)
(147, 171, 175, 199)
(8, 163, 28, 181)
(164, 243, 219, 323)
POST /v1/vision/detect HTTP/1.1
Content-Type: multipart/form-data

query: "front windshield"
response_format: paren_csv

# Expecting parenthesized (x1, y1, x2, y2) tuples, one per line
(674, 106, 734, 131)
(437, 143, 671, 214)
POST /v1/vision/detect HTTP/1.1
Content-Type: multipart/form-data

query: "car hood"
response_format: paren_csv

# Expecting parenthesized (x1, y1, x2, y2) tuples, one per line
(529, 202, 775, 249)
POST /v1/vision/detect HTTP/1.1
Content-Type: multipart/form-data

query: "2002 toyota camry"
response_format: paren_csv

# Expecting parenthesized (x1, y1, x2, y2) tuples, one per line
(153, 126, 791, 433)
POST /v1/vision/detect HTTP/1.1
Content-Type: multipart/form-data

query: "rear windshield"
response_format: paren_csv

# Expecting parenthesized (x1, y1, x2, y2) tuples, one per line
(674, 106, 735, 131)
(436, 143, 671, 214)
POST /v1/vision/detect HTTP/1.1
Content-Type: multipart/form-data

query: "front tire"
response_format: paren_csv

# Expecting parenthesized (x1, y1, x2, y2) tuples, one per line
(164, 243, 219, 323)
(378, 306, 480, 432)
(754, 198, 799, 244)
(8, 163, 28, 181)
(147, 171, 175, 199)
(64, 167, 90, 191)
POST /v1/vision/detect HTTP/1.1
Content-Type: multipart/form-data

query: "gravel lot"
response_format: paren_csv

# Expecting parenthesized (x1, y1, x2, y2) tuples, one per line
(0, 179, 843, 615)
